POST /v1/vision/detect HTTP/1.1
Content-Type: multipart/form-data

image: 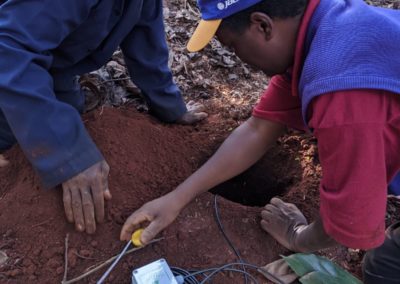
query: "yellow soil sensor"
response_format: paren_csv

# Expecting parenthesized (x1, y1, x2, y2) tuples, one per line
(131, 229, 144, 247)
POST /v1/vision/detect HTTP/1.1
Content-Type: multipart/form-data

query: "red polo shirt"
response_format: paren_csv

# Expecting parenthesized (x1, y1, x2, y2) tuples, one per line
(252, 0, 400, 250)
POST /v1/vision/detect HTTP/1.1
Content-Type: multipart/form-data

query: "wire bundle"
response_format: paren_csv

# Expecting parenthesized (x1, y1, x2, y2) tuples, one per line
(171, 262, 261, 284)
(169, 195, 263, 284)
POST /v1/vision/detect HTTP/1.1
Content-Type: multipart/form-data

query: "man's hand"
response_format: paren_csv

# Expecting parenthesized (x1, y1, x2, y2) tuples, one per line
(261, 198, 308, 251)
(0, 154, 9, 167)
(62, 160, 111, 234)
(261, 198, 337, 252)
(176, 100, 208, 125)
(120, 193, 183, 244)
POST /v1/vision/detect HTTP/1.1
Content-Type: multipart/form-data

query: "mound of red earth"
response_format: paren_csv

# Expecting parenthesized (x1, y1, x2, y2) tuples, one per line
(0, 107, 351, 283)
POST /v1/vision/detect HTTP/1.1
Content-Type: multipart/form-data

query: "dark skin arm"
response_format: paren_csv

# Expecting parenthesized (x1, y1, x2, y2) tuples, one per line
(261, 198, 338, 252)
(120, 117, 286, 243)
(62, 160, 111, 234)
(295, 218, 338, 252)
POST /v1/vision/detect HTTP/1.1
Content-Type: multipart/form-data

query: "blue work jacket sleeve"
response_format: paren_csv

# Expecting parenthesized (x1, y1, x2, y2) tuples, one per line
(120, 0, 187, 123)
(0, 0, 104, 188)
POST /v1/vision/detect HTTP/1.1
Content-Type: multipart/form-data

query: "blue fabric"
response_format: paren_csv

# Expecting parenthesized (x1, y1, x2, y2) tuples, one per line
(197, 0, 262, 20)
(389, 173, 400, 196)
(0, 0, 186, 187)
(299, 0, 400, 124)
(0, 109, 16, 151)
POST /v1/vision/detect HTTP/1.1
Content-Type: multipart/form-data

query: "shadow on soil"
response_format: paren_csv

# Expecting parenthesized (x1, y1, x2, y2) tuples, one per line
(210, 145, 302, 207)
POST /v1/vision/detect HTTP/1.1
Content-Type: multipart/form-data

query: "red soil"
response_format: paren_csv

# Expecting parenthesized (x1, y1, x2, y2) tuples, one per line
(0, 107, 357, 283)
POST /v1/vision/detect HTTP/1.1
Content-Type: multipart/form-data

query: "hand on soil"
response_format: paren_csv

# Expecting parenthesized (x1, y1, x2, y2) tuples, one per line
(62, 160, 111, 234)
(120, 194, 181, 244)
(261, 198, 308, 251)
(0, 154, 9, 167)
(176, 100, 208, 125)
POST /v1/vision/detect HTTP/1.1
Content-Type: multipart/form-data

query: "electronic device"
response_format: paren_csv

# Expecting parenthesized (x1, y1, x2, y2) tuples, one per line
(132, 259, 180, 284)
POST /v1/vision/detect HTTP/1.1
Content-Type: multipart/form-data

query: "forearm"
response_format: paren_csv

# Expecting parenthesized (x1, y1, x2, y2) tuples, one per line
(170, 118, 286, 207)
(294, 218, 338, 252)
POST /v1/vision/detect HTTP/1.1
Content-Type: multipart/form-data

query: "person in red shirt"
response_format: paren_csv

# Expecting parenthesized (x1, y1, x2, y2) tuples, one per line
(120, 0, 400, 282)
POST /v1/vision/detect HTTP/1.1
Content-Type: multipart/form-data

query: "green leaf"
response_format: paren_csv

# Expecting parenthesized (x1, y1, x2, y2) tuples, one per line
(282, 253, 362, 284)
(299, 271, 343, 284)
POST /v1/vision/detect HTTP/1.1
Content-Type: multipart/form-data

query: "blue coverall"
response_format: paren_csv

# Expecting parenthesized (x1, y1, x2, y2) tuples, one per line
(0, 0, 187, 187)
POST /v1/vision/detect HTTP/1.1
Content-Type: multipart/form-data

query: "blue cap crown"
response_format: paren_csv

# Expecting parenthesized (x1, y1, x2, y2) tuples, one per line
(198, 0, 264, 20)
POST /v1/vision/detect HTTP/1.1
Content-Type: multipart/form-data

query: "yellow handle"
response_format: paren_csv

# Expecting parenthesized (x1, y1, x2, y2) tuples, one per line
(131, 229, 144, 247)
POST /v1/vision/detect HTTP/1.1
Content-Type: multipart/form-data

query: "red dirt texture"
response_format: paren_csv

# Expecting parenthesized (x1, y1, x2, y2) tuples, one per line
(0, 106, 395, 283)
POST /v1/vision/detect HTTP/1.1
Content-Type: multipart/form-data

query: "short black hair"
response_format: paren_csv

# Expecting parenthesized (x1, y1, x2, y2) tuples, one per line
(220, 0, 308, 33)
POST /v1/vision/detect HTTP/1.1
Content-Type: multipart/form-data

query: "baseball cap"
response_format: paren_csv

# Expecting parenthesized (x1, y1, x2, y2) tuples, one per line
(187, 0, 263, 52)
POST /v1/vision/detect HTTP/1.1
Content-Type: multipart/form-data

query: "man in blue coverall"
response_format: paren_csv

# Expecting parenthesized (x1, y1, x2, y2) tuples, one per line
(0, 0, 207, 234)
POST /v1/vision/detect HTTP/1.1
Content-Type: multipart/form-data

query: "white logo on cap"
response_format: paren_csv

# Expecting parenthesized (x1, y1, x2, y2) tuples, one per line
(217, 2, 225, 10)
(217, 0, 239, 10)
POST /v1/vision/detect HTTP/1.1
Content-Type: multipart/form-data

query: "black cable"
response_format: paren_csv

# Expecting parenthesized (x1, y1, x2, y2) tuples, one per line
(171, 262, 285, 284)
(197, 262, 260, 284)
(214, 194, 249, 284)
(196, 267, 259, 284)
(212, 196, 286, 284)
(171, 267, 199, 284)
(169, 195, 286, 284)
(179, 263, 261, 284)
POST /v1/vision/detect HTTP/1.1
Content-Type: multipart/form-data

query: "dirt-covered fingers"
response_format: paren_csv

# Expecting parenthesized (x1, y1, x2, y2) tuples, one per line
(193, 111, 208, 121)
(70, 187, 85, 232)
(63, 184, 96, 233)
(186, 100, 195, 107)
(260, 199, 308, 251)
(261, 204, 278, 224)
(186, 100, 206, 112)
(0, 154, 9, 167)
(62, 185, 74, 223)
(81, 187, 96, 234)
(270, 198, 307, 224)
(260, 207, 295, 250)
(270, 197, 301, 214)
(260, 203, 284, 235)
(101, 161, 112, 200)
(120, 210, 153, 242)
(91, 172, 106, 223)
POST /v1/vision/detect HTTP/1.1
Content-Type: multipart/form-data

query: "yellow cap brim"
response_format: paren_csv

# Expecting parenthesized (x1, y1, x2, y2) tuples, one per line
(187, 19, 222, 52)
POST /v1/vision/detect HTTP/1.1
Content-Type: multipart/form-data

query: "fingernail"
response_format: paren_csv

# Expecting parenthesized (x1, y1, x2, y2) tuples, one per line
(140, 233, 147, 244)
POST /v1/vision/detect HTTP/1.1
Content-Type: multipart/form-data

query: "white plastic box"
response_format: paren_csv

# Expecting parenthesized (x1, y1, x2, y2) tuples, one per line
(131, 259, 178, 284)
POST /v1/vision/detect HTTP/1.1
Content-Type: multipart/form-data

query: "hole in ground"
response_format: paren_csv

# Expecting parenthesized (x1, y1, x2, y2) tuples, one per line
(210, 144, 302, 207)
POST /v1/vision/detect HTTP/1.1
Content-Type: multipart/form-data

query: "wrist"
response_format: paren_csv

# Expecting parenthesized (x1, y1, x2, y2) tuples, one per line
(164, 188, 193, 212)
(292, 220, 338, 253)
(292, 225, 309, 252)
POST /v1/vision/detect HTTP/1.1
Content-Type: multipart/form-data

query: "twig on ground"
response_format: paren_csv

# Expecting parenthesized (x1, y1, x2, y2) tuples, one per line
(186, 1, 199, 16)
(61, 237, 164, 284)
(31, 219, 53, 228)
(73, 251, 97, 260)
(63, 234, 69, 283)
